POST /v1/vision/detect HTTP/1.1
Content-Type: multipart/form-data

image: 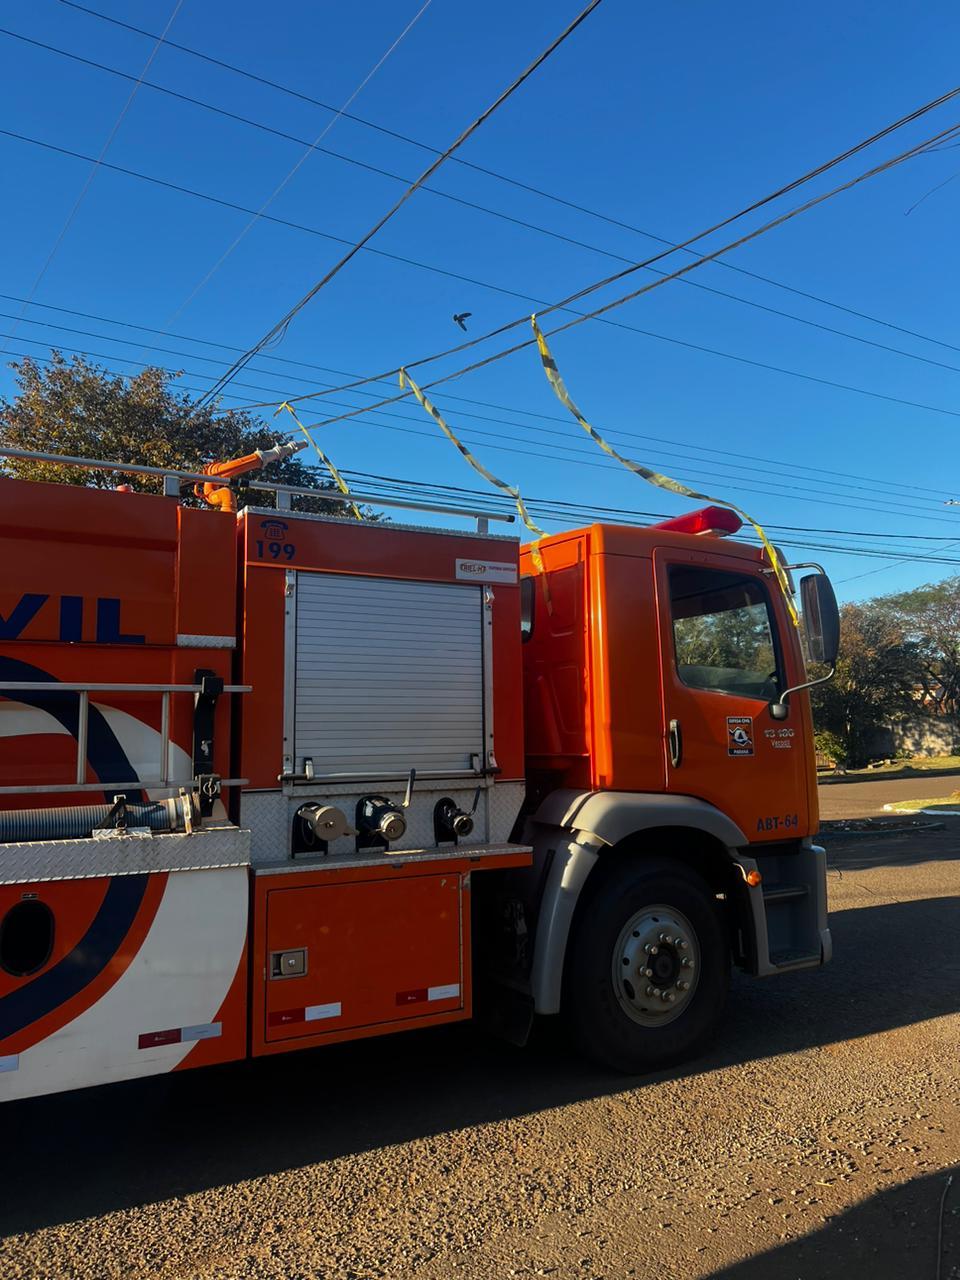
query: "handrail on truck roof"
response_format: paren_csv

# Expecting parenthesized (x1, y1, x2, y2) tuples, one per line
(0, 447, 515, 534)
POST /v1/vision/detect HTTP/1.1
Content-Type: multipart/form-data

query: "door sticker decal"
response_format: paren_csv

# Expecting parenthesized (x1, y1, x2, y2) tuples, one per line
(727, 717, 754, 757)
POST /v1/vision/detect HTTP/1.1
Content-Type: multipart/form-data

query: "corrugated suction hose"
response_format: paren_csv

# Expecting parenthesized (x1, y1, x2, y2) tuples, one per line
(0, 794, 194, 844)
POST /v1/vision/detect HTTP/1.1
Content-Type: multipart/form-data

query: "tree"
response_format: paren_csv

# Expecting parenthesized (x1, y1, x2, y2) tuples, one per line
(0, 353, 347, 513)
(810, 601, 922, 767)
(883, 578, 960, 717)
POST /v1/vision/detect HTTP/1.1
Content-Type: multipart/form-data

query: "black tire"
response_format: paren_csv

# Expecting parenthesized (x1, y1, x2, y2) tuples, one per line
(563, 855, 729, 1073)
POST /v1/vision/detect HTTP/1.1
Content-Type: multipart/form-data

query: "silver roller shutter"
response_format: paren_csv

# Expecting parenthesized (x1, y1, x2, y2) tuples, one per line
(293, 573, 485, 776)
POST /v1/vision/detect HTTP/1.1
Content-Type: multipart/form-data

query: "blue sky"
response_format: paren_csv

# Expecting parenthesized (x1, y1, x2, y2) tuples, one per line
(2, 0, 959, 600)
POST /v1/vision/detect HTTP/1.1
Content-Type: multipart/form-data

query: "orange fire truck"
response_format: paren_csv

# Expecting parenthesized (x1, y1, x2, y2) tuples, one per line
(0, 444, 839, 1099)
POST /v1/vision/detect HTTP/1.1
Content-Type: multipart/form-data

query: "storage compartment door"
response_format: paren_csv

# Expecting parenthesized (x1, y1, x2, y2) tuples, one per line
(292, 574, 485, 777)
(265, 873, 463, 1041)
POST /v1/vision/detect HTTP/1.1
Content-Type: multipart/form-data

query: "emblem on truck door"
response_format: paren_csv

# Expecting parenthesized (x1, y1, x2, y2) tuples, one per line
(726, 717, 754, 757)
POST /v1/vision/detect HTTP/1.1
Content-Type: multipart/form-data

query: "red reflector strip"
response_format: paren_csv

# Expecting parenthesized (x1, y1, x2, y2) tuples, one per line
(268, 1008, 305, 1028)
(268, 1003, 342, 1029)
(138, 1022, 222, 1049)
(138, 1028, 182, 1050)
(396, 988, 428, 1006)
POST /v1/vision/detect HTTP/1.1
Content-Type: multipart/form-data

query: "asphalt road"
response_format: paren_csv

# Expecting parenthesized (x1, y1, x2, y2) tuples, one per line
(0, 820, 958, 1279)
(817, 771, 960, 820)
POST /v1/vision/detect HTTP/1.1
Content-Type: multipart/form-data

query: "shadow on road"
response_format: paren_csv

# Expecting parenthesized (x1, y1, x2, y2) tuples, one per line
(707, 1165, 957, 1279)
(824, 824, 960, 871)
(1, 895, 958, 1238)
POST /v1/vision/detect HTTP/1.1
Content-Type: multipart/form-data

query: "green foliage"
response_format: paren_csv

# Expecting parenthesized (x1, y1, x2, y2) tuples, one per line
(811, 601, 922, 768)
(673, 601, 774, 674)
(882, 577, 960, 717)
(0, 353, 347, 513)
(813, 730, 847, 767)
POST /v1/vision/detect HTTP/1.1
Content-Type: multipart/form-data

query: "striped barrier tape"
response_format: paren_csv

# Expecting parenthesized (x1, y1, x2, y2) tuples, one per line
(278, 402, 363, 521)
(530, 317, 799, 626)
(398, 368, 551, 594)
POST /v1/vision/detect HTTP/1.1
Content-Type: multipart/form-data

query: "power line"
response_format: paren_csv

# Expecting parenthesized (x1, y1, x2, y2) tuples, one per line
(5, 310, 959, 521)
(8, 121, 960, 428)
(273, 103, 960, 414)
(0, 0, 184, 354)
(8, 340, 960, 560)
(7, 25, 960, 381)
(192, 0, 606, 408)
(343, 470, 960, 541)
(837, 540, 960, 585)
(291, 115, 960, 437)
(339, 472, 960, 567)
(165, 0, 434, 323)
(53, 1, 960, 366)
(6, 343, 960, 564)
(2, 287, 957, 506)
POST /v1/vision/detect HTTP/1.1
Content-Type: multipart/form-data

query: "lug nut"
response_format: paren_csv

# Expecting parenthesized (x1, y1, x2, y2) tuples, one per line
(666, 992, 676, 1003)
(678, 939, 689, 951)
(645, 944, 659, 956)
(665, 935, 674, 945)
(681, 957, 693, 968)
(645, 986, 655, 997)
(678, 980, 690, 991)
(643, 967, 653, 978)
(653, 988, 662, 999)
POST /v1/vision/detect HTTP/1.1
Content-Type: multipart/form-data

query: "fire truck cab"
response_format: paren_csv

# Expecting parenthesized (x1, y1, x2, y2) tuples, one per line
(503, 518, 837, 1069)
(0, 451, 839, 1097)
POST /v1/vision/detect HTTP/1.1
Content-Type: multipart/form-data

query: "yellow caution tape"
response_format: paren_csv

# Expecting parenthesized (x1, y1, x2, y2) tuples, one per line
(530, 317, 799, 626)
(398, 368, 551, 596)
(278, 402, 363, 521)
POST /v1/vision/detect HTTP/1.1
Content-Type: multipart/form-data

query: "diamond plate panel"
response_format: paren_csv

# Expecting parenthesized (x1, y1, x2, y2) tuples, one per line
(0, 826, 250, 884)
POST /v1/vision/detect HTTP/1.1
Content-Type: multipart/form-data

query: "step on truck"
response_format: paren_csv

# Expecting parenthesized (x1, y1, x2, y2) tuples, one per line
(0, 446, 840, 1099)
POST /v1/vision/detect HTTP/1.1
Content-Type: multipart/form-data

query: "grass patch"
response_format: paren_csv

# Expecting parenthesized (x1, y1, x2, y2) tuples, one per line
(883, 790, 960, 814)
(828, 754, 960, 779)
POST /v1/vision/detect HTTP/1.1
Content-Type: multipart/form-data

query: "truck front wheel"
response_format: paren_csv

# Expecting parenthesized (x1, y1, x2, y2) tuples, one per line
(563, 856, 729, 1072)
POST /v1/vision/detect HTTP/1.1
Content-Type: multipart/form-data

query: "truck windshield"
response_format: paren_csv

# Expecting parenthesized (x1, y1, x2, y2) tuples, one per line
(668, 565, 781, 701)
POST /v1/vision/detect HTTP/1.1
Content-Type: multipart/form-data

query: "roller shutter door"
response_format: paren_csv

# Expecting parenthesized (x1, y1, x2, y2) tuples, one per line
(293, 573, 485, 776)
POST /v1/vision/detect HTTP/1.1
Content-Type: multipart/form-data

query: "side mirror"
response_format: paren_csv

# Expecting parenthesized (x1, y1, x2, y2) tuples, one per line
(800, 573, 840, 667)
(768, 568, 840, 719)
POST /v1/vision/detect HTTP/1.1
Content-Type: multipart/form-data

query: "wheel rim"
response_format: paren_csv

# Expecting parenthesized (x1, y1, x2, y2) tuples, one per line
(611, 904, 701, 1027)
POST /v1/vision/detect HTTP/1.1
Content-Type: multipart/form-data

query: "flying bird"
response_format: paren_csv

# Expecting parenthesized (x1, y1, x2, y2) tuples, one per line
(453, 312, 472, 331)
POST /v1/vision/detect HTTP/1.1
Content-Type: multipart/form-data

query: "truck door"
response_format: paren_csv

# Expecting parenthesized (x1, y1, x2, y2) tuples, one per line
(653, 549, 811, 842)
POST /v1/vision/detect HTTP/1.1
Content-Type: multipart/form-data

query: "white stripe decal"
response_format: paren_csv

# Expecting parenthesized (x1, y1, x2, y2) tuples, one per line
(176, 634, 236, 649)
(181, 1022, 222, 1042)
(305, 1002, 342, 1022)
(0, 1055, 19, 1073)
(428, 984, 460, 1002)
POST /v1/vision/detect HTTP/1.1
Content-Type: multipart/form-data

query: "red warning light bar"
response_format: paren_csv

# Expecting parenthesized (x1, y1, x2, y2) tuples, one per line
(649, 506, 742, 537)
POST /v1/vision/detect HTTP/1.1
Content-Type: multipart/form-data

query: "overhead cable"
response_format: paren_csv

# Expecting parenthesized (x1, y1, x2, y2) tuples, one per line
(6, 25, 960, 375)
(287, 114, 960, 428)
(2, 288, 954, 504)
(7, 123, 960, 424)
(5, 303, 957, 512)
(164, 0, 434, 323)
(53, 2, 960, 363)
(271, 103, 960, 413)
(190, 0, 606, 409)
(0, 0, 184, 353)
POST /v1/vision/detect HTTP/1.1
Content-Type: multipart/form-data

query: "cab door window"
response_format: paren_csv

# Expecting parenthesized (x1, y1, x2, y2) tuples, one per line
(668, 565, 781, 701)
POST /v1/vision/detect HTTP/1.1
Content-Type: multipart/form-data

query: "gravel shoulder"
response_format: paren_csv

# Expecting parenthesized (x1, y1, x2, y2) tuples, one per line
(0, 826, 958, 1280)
